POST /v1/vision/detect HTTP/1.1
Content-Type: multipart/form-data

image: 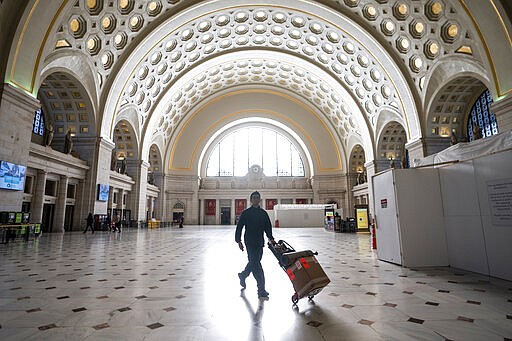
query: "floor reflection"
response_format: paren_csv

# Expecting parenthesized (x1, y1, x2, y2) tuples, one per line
(240, 290, 265, 339)
(0, 226, 511, 341)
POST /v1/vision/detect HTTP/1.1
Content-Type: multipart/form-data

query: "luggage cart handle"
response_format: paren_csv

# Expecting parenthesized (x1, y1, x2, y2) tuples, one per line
(277, 239, 295, 253)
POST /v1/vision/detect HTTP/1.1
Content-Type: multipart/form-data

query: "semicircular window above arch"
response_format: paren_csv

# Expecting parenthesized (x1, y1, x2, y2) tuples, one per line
(206, 127, 305, 177)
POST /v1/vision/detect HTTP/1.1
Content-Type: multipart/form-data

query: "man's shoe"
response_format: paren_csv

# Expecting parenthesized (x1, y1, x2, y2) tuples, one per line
(238, 273, 246, 289)
(258, 291, 269, 300)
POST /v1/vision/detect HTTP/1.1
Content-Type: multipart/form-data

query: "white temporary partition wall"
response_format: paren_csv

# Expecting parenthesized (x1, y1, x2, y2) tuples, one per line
(373, 170, 402, 264)
(474, 150, 512, 280)
(439, 149, 512, 280)
(438, 161, 490, 275)
(273, 204, 330, 227)
(373, 168, 449, 267)
(393, 169, 448, 267)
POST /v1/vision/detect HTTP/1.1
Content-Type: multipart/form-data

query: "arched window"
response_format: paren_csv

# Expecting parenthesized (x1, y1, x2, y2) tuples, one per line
(32, 108, 45, 136)
(173, 202, 185, 210)
(206, 127, 305, 177)
(467, 90, 498, 141)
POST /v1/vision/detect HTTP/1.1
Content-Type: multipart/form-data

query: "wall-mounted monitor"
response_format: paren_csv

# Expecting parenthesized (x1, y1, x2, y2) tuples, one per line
(22, 212, 30, 224)
(0, 160, 26, 191)
(0, 212, 16, 224)
(97, 184, 109, 202)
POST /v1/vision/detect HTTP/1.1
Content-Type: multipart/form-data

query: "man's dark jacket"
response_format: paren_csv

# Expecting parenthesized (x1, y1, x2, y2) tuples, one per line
(235, 206, 273, 247)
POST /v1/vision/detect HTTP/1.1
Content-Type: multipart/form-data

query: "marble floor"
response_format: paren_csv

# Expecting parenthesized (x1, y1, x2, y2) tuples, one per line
(0, 226, 511, 341)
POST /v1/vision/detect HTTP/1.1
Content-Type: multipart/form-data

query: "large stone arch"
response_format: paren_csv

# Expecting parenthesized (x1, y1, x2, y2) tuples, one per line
(101, 0, 419, 154)
(36, 71, 97, 156)
(5, 0, 74, 96)
(40, 51, 100, 123)
(426, 75, 488, 142)
(375, 109, 407, 145)
(167, 90, 343, 176)
(145, 50, 374, 168)
(10, 0, 507, 147)
(348, 144, 366, 174)
(148, 143, 163, 174)
(423, 55, 490, 134)
(149, 135, 165, 172)
(114, 105, 141, 149)
(376, 121, 407, 170)
(454, 0, 512, 98)
(112, 118, 140, 163)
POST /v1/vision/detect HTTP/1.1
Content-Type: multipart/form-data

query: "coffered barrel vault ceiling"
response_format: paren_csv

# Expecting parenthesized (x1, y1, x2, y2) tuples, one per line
(98, 0, 424, 166)
(8, 0, 511, 171)
(55, 0, 475, 94)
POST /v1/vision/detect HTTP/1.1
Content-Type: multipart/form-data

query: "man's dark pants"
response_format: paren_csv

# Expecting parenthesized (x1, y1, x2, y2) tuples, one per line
(240, 244, 265, 294)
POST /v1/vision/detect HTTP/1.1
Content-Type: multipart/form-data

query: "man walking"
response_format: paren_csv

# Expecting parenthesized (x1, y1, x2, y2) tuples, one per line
(235, 191, 275, 299)
(84, 213, 94, 234)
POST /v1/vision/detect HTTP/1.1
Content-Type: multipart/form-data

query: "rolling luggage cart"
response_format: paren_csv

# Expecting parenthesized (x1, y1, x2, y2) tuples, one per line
(268, 240, 330, 305)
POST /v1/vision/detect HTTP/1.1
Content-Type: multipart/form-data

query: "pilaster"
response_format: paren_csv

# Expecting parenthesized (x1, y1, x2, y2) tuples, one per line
(53, 175, 68, 233)
(72, 179, 85, 230)
(154, 171, 165, 220)
(78, 138, 114, 217)
(107, 184, 114, 213)
(199, 197, 204, 225)
(491, 94, 512, 133)
(346, 172, 358, 218)
(30, 170, 47, 223)
(126, 160, 149, 221)
(118, 188, 124, 219)
(364, 161, 377, 217)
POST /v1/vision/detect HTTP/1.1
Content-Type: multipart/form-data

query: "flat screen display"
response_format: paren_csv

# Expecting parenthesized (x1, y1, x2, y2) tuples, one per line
(0, 160, 26, 191)
(97, 184, 109, 202)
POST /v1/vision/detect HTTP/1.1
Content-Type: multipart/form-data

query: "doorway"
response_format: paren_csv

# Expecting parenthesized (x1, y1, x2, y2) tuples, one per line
(220, 207, 231, 225)
(42, 204, 55, 233)
(64, 205, 74, 232)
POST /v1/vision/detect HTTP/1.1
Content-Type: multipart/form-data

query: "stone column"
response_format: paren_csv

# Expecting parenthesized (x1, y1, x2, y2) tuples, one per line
(199, 199, 204, 225)
(117, 188, 124, 218)
(126, 160, 149, 221)
(231, 199, 235, 225)
(0, 83, 40, 212)
(216, 199, 220, 225)
(93, 139, 115, 214)
(73, 179, 85, 231)
(346, 172, 358, 218)
(491, 94, 512, 133)
(107, 184, 114, 214)
(30, 170, 47, 223)
(53, 175, 68, 233)
(364, 161, 377, 218)
(76, 138, 115, 219)
(154, 171, 166, 221)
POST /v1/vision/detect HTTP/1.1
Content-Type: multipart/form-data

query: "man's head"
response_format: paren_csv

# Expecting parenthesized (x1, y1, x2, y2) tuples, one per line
(250, 191, 261, 207)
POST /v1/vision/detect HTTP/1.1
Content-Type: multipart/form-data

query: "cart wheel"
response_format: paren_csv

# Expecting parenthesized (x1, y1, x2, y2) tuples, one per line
(308, 295, 315, 301)
(292, 293, 299, 305)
